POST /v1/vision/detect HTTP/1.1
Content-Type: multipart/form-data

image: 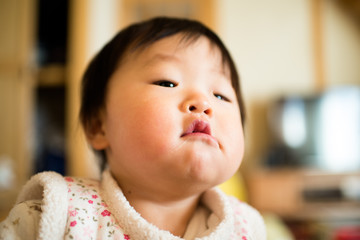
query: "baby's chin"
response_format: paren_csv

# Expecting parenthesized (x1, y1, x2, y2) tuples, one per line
(182, 165, 238, 193)
(185, 155, 240, 184)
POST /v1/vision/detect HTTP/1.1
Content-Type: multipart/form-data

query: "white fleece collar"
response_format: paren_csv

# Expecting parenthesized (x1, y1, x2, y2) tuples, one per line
(100, 170, 234, 240)
(16, 171, 68, 240)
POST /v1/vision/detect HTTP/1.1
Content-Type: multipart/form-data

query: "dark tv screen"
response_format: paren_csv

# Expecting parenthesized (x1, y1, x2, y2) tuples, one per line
(266, 86, 360, 172)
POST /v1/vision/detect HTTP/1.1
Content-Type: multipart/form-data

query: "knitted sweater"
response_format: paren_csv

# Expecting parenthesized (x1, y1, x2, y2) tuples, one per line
(0, 170, 266, 240)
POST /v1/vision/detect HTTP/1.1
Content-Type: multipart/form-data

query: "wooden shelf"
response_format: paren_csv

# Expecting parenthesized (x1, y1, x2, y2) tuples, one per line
(247, 168, 360, 221)
(37, 64, 66, 87)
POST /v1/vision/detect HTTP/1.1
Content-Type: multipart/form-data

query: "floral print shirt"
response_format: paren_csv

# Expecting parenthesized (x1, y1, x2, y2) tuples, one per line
(63, 176, 130, 240)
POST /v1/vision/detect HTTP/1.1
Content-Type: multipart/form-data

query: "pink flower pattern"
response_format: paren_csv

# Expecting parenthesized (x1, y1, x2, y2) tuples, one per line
(68, 207, 78, 217)
(101, 210, 111, 217)
(64, 177, 130, 239)
(64, 177, 74, 182)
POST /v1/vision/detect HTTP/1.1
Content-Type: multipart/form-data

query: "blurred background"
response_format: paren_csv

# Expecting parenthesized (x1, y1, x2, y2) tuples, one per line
(0, 0, 359, 239)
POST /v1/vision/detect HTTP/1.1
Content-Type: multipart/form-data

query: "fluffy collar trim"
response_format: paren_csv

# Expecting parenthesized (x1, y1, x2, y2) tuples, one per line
(16, 171, 68, 240)
(100, 170, 234, 239)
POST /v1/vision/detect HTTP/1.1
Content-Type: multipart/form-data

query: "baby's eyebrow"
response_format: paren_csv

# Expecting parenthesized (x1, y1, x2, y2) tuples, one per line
(142, 53, 231, 82)
(142, 53, 180, 68)
(208, 64, 231, 83)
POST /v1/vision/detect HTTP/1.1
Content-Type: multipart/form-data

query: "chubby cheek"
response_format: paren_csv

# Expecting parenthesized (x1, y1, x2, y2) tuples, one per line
(228, 128, 244, 167)
(221, 114, 245, 169)
(108, 101, 177, 162)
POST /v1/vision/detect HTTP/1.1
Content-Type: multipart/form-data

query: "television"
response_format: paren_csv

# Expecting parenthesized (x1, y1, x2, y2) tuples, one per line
(266, 86, 360, 172)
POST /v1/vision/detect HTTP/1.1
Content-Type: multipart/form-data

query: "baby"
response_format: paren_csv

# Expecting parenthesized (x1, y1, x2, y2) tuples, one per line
(0, 17, 266, 240)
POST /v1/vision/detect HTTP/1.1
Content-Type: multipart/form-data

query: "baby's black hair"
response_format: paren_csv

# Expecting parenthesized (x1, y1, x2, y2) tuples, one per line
(80, 17, 245, 171)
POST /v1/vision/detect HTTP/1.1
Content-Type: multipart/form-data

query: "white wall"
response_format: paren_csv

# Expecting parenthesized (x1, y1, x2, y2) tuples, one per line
(217, 0, 360, 100)
(217, 0, 315, 102)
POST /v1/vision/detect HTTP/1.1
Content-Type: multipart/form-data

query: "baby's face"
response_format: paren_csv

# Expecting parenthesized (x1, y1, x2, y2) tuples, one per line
(94, 34, 244, 196)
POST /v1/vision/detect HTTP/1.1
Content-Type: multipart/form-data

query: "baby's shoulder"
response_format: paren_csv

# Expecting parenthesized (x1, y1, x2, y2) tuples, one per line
(63, 175, 101, 193)
(16, 171, 101, 204)
(1, 172, 102, 240)
(16, 171, 68, 203)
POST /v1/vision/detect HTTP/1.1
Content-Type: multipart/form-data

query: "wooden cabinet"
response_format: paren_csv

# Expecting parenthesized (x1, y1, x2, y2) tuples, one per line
(0, 0, 37, 219)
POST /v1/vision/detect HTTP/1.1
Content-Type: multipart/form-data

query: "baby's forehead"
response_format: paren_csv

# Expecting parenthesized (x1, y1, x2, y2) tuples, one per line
(123, 34, 231, 77)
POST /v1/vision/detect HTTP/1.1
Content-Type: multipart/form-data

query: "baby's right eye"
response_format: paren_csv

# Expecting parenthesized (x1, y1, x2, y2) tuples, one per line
(152, 80, 178, 88)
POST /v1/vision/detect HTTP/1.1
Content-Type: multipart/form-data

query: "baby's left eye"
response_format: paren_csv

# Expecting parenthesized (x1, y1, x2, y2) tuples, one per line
(214, 93, 230, 102)
(153, 80, 178, 88)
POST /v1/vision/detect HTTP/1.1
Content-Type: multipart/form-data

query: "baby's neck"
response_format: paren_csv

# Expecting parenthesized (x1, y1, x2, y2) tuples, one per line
(124, 190, 201, 237)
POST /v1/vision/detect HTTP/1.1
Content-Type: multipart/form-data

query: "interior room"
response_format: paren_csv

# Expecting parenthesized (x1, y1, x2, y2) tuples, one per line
(0, 0, 359, 239)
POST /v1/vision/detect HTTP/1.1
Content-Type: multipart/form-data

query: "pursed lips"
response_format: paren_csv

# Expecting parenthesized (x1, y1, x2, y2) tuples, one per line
(181, 119, 219, 147)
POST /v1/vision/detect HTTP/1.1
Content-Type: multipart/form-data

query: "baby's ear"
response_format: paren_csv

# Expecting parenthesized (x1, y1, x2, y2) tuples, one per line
(84, 115, 109, 150)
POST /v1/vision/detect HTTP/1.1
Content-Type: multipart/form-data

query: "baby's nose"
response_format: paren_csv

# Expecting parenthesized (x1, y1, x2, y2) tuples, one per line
(183, 96, 213, 116)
